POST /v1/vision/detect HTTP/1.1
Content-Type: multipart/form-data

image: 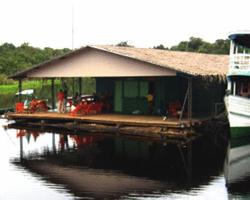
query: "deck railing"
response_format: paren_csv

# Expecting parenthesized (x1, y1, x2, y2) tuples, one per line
(230, 53, 250, 70)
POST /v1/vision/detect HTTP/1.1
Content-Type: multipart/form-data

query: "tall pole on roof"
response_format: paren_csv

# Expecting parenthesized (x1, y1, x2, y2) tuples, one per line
(71, 1, 74, 50)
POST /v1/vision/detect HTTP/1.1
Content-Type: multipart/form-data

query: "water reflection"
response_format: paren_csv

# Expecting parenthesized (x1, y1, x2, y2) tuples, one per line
(5, 123, 228, 199)
(16, 129, 188, 179)
(13, 130, 181, 199)
(0, 119, 75, 200)
(3, 120, 250, 199)
(225, 134, 250, 197)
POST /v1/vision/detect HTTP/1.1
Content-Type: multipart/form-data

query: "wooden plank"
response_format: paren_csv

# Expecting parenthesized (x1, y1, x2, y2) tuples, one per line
(8, 120, 197, 144)
(6, 112, 205, 128)
(6, 112, 206, 144)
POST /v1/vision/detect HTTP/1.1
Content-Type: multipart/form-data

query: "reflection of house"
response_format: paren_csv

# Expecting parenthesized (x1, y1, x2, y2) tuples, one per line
(10, 45, 228, 119)
(70, 135, 102, 147)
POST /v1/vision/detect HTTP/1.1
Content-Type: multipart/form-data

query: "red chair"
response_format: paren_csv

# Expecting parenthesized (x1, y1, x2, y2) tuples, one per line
(70, 102, 89, 116)
(168, 101, 181, 117)
(70, 102, 103, 116)
(15, 102, 24, 113)
(29, 99, 48, 113)
(86, 102, 103, 114)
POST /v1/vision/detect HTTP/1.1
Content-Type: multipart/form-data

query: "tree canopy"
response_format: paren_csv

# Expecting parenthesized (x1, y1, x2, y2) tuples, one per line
(153, 44, 169, 50)
(0, 42, 70, 77)
(116, 41, 133, 47)
(155, 37, 230, 55)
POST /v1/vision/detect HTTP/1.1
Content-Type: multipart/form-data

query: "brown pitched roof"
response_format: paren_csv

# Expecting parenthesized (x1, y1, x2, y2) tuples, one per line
(92, 45, 228, 77)
(10, 45, 228, 79)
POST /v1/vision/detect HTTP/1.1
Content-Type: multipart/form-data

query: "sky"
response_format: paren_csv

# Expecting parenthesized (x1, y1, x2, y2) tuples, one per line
(0, 0, 249, 49)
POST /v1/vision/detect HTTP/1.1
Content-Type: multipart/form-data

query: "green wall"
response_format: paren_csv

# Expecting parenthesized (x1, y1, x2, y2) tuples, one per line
(96, 77, 226, 116)
(117, 79, 148, 114)
(96, 78, 149, 114)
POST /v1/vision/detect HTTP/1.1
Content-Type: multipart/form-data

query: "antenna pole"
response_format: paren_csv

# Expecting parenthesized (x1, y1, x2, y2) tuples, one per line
(71, 2, 74, 50)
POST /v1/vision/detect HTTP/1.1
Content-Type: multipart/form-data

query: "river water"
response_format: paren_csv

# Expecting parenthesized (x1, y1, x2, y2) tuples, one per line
(0, 118, 250, 199)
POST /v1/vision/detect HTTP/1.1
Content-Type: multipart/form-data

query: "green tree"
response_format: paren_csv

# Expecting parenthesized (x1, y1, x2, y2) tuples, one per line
(0, 43, 71, 77)
(198, 42, 213, 54)
(211, 39, 230, 54)
(171, 41, 189, 51)
(116, 41, 133, 47)
(188, 37, 204, 51)
(170, 37, 230, 55)
(153, 44, 169, 50)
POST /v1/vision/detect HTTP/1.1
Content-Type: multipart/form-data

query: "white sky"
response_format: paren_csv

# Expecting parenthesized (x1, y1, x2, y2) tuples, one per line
(0, 0, 249, 49)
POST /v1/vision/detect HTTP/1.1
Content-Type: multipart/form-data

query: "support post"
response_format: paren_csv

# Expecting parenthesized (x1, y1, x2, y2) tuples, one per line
(187, 77, 192, 122)
(72, 78, 75, 96)
(179, 87, 189, 122)
(51, 78, 55, 110)
(78, 77, 82, 95)
(18, 79, 22, 102)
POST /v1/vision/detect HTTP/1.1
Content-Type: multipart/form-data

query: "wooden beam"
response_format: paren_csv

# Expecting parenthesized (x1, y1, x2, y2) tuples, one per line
(51, 78, 55, 110)
(78, 77, 82, 94)
(72, 78, 75, 96)
(18, 79, 22, 102)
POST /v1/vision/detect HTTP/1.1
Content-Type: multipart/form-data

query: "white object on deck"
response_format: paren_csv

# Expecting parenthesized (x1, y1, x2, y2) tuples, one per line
(15, 89, 34, 96)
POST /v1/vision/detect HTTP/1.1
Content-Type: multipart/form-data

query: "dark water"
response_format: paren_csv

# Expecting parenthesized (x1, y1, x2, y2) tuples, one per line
(1, 119, 250, 199)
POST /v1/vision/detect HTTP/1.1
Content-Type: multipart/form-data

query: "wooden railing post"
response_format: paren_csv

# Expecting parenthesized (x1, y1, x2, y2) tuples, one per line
(51, 78, 55, 110)
(78, 77, 82, 95)
(72, 78, 75, 96)
(18, 79, 22, 102)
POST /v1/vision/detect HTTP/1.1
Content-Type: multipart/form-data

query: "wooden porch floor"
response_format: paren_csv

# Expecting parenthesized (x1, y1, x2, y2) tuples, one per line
(6, 112, 206, 128)
(5, 112, 215, 143)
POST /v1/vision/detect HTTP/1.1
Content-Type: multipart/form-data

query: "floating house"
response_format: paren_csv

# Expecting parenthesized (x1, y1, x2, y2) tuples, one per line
(7, 45, 229, 178)
(7, 45, 230, 145)
(10, 45, 228, 120)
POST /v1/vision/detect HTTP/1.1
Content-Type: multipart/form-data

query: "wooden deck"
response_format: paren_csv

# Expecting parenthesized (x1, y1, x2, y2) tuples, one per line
(5, 112, 209, 142)
(6, 112, 205, 127)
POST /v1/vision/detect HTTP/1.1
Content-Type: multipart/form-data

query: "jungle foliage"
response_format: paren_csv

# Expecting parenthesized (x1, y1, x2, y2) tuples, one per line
(0, 42, 70, 82)
(154, 37, 230, 55)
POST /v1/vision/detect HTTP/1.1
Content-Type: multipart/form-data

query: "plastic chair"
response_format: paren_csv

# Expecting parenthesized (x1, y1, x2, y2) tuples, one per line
(15, 102, 24, 113)
(168, 101, 181, 117)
